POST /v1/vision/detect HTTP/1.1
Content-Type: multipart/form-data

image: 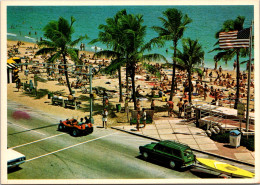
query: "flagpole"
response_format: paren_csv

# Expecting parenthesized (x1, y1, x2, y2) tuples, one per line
(245, 21, 253, 132)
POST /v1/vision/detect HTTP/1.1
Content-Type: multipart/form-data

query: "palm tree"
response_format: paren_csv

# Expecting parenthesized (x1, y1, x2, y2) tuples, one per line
(211, 16, 249, 109)
(120, 13, 166, 109)
(36, 16, 88, 95)
(152, 8, 192, 101)
(175, 38, 204, 103)
(90, 10, 127, 102)
(92, 11, 165, 109)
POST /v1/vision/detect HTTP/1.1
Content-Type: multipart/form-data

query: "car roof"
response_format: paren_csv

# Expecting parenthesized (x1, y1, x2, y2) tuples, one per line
(158, 140, 190, 150)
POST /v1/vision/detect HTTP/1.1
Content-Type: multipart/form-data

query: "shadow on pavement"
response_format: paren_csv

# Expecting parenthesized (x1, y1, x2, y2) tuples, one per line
(8, 123, 58, 136)
(135, 155, 190, 173)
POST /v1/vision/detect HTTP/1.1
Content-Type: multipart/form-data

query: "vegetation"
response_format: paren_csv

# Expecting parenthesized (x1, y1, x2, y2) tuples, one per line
(153, 8, 192, 101)
(92, 10, 166, 110)
(36, 16, 88, 95)
(175, 38, 204, 102)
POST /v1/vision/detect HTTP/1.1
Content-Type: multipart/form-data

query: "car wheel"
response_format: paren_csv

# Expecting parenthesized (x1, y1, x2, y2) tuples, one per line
(169, 161, 176, 169)
(142, 152, 149, 160)
(71, 129, 79, 137)
(58, 124, 65, 131)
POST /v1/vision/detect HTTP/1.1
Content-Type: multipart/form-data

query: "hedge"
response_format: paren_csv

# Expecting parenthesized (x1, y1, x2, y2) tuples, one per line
(210, 133, 254, 151)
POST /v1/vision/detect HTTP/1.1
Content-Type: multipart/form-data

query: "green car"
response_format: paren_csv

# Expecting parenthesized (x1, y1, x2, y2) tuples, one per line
(139, 140, 196, 169)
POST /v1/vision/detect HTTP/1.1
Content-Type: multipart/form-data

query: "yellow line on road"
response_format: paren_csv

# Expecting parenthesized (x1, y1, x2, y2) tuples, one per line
(26, 132, 117, 162)
(10, 133, 66, 149)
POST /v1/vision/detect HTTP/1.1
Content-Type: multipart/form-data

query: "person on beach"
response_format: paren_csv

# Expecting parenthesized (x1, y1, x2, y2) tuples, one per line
(142, 108, 146, 128)
(205, 68, 208, 78)
(136, 111, 141, 131)
(177, 98, 183, 118)
(102, 108, 108, 129)
(183, 100, 189, 119)
(219, 66, 222, 73)
(233, 60, 237, 70)
(214, 61, 218, 70)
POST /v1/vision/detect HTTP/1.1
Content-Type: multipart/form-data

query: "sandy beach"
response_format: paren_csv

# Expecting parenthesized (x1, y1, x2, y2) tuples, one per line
(7, 40, 255, 127)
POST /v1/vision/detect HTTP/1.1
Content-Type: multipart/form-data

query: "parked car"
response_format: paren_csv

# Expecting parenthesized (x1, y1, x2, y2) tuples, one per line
(7, 149, 26, 169)
(139, 140, 196, 169)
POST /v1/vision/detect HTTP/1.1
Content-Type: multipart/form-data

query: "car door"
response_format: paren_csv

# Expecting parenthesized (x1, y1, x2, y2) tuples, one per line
(153, 144, 171, 163)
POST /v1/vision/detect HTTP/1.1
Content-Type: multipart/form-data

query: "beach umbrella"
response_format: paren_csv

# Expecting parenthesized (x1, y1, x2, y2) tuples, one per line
(7, 59, 16, 64)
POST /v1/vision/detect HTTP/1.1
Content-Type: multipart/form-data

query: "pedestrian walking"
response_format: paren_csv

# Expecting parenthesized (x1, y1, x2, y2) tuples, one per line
(102, 108, 108, 129)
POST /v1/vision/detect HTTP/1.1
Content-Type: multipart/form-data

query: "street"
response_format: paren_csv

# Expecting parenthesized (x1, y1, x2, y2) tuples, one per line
(6, 100, 254, 180)
(7, 100, 199, 179)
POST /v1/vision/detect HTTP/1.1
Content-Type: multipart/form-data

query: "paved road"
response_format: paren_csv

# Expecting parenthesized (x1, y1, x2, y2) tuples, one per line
(7, 100, 199, 179)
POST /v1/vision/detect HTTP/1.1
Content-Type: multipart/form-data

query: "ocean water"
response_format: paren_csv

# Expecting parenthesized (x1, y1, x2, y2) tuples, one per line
(7, 5, 254, 70)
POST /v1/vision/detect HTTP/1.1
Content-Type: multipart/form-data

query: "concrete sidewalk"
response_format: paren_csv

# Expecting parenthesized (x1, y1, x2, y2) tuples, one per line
(112, 118, 255, 165)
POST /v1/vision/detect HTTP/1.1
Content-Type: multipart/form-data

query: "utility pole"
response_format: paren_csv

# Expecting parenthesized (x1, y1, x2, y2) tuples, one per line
(89, 65, 94, 124)
(245, 21, 253, 132)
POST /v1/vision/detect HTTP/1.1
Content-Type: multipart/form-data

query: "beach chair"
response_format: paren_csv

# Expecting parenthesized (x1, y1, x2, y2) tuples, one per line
(51, 96, 65, 107)
(64, 99, 81, 110)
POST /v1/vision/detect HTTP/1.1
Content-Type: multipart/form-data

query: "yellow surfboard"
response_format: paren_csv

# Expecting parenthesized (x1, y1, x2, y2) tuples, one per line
(196, 158, 254, 178)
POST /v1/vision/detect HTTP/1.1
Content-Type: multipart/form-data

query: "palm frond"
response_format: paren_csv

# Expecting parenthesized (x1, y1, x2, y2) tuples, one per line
(48, 51, 62, 63)
(141, 53, 168, 63)
(35, 48, 56, 55)
(71, 34, 88, 46)
(67, 48, 79, 63)
(37, 40, 56, 48)
(94, 50, 121, 59)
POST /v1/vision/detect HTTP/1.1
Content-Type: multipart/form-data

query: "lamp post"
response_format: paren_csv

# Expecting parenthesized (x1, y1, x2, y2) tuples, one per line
(89, 65, 94, 124)
(245, 21, 253, 132)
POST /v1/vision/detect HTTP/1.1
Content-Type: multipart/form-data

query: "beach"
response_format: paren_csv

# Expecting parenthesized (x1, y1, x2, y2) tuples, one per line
(7, 40, 255, 128)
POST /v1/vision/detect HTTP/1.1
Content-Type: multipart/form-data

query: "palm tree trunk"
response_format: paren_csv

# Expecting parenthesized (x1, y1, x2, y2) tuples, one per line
(188, 71, 192, 103)
(169, 41, 177, 101)
(130, 66, 137, 110)
(63, 54, 72, 95)
(126, 65, 129, 95)
(234, 49, 240, 109)
(118, 66, 123, 102)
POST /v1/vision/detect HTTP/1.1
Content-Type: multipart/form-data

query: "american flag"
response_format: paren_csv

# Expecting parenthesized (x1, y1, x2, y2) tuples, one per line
(219, 28, 250, 49)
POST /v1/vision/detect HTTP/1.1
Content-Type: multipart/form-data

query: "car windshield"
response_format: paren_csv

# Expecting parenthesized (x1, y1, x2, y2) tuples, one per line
(184, 149, 192, 157)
